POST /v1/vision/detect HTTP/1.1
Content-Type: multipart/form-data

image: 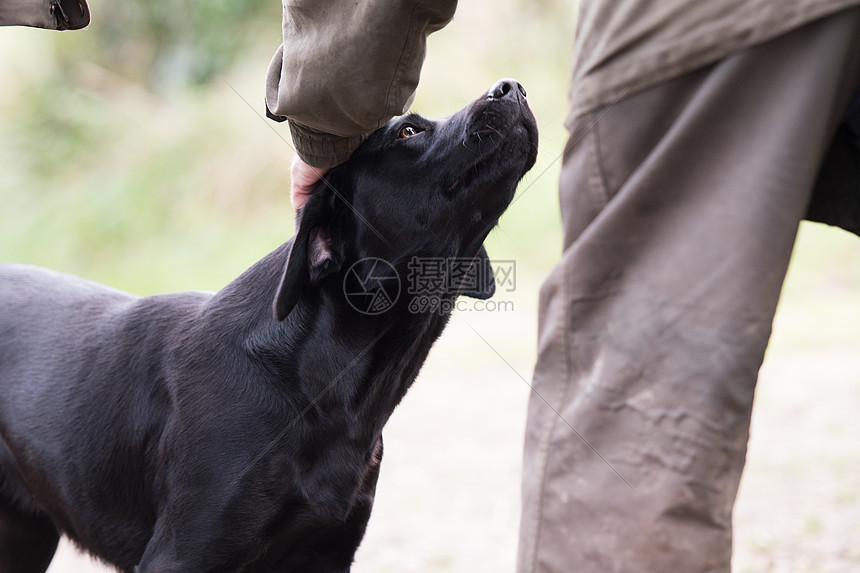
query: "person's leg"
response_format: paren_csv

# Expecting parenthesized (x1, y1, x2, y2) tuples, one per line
(518, 10, 860, 573)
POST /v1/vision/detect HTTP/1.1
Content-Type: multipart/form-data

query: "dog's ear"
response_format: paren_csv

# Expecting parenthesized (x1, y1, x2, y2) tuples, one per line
(459, 245, 496, 300)
(273, 194, 345, 321)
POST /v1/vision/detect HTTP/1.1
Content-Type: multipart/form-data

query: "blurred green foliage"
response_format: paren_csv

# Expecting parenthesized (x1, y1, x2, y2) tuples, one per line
(0, 0, 293, 292)
(61, 0, 279, 88)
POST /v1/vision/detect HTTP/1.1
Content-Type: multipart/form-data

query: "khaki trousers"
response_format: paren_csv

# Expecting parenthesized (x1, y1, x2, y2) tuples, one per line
(519, 10, 860, 573)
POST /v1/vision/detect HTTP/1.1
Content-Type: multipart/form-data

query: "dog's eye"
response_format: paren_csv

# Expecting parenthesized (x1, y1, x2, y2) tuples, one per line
(398, 125, 423, 139)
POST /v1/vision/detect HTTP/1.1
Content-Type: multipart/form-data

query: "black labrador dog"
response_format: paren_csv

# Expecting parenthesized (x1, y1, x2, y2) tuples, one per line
(0, 79, 537, 572)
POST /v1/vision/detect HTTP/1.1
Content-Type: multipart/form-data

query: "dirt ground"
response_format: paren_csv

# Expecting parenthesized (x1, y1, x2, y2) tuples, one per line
(45, 256, 860, 573)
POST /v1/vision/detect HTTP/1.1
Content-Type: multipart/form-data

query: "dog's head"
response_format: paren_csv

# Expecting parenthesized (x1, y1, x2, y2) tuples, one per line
(274, 79, 538, 321)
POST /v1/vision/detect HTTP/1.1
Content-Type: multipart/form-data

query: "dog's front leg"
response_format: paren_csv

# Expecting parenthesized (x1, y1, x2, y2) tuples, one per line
(133, 524, 182, 573)
(134, 538, 226, 573)
(133, 516, 228, 573)
(133, 494, 274, 573)
(300, 437, 384, 572)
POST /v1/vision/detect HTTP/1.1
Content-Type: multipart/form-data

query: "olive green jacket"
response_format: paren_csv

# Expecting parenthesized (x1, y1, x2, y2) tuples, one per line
(264, 0, 458, 168)
(570, 0, 860, 128)
(0, 0, 89, 30)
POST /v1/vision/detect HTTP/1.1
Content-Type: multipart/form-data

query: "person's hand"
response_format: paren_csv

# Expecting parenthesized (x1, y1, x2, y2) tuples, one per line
(290, 156, 329, 211)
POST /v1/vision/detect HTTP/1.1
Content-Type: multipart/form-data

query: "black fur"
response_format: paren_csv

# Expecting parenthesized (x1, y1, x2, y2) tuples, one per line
(0, 80, 537, 572)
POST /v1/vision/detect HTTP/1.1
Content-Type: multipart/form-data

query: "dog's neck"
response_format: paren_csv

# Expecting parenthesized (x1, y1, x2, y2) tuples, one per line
(206, 241, 450, 447)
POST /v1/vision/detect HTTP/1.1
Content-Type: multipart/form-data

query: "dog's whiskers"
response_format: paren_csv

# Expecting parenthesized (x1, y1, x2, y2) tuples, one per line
(485, 124, 504, 138)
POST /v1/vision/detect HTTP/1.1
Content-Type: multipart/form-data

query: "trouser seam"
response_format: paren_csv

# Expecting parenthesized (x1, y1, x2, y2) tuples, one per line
(588, 113, 613, 208)
(528, 230, 581, 573)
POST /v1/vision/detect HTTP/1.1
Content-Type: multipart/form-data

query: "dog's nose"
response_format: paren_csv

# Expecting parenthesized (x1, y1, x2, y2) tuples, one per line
(487, 79, 527, 102)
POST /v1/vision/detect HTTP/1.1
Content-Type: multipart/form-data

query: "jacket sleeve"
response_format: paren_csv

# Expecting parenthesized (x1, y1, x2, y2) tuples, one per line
(265, 0, 458, 168)
(0, 0, 89, 30)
